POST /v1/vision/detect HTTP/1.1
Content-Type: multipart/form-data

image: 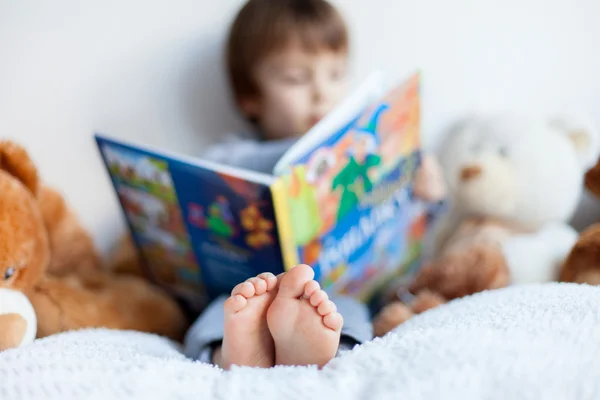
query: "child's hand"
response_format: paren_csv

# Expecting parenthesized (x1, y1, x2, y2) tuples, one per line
(413, 154, 446, 203)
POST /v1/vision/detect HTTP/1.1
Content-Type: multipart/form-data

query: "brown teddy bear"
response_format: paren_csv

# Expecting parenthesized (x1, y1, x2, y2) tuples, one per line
(558, 157, 600, 285)
(0, 140, 188, 347)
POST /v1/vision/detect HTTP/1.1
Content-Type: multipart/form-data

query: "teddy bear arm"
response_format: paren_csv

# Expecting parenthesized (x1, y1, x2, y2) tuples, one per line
(29, 274, 187, 341)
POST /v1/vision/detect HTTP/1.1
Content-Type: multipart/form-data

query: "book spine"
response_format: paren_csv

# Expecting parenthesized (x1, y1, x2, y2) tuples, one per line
(270, 179, 299, 270)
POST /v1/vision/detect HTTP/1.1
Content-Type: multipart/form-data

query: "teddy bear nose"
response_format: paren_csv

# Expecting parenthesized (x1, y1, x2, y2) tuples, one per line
(460, 165, 482, 181)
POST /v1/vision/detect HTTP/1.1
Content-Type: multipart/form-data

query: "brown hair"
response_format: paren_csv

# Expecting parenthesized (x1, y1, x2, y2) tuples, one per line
(226, 0, 349, 107)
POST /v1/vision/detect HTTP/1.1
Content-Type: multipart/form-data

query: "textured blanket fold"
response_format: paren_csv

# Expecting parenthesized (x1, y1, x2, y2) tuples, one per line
(1, 282, 599, 400)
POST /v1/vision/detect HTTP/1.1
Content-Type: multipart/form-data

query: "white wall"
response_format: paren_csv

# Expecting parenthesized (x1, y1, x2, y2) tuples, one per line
(2, 0, 600, 254)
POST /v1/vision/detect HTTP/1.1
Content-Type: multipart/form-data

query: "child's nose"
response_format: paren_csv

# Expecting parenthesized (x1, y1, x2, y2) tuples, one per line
(311, 83, 324, 103)
(311, 80, 328, 105)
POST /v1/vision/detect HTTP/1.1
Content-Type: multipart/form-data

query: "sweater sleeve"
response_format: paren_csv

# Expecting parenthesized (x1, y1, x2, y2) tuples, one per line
(201, 137, 297, 175)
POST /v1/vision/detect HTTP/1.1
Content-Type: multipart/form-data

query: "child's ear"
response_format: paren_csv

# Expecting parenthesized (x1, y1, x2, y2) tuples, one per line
(238, 95, 261, 120)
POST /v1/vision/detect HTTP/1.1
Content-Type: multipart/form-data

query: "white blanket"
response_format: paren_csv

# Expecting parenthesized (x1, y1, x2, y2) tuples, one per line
(1, 282, 599, 400)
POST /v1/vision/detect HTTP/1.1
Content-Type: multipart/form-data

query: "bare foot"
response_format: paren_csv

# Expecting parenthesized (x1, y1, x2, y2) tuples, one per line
(267, 264, 343, 368)
(220, 272, 278, 369)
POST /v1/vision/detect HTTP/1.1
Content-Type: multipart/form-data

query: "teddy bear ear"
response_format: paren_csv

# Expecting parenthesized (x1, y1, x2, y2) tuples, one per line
(0, 140, 40, 196)
(549, 114, 600, 171)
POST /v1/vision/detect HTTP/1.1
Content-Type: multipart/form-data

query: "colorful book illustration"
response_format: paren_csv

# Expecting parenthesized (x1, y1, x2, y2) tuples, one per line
(95, 71, 428, 311)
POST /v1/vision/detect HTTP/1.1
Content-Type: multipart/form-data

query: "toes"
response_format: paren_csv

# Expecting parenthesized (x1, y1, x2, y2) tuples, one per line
(273, 273, 285, 291)
(232, 281, 255, 298)
(277, 264, 314, 299)
(237, 273, 277, 297)
(303, 280, 320, 298)
(323, 312, 344, 332)
(248, 277, 267, 295)
(317, 300, 337, 316)
(224, 294, 247, 314)
(257, 272, 278, 291)
(309, 289, 328, 307)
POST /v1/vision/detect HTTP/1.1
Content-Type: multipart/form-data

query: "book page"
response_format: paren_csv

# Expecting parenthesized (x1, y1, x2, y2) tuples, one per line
(269, 72, 427, 303)
(95, 134, 285, 309)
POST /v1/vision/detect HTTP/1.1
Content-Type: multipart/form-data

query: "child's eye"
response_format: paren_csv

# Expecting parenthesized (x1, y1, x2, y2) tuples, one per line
(281, 72, 309, 85)
(284, 77, 308, 85)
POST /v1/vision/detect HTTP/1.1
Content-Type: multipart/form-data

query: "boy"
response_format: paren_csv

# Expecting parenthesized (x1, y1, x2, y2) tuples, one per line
(183, 0, 446, 370)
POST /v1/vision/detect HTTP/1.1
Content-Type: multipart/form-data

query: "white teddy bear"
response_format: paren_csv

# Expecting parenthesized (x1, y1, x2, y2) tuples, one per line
(373, 113, 599, 337)
(435, 113, 599, 284)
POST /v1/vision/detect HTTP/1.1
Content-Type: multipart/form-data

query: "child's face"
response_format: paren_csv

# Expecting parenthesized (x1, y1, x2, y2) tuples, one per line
(243, 44, 349, 141)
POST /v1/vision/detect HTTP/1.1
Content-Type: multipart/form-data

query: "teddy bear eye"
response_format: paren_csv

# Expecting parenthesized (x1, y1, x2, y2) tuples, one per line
(3, 267, 15, 280)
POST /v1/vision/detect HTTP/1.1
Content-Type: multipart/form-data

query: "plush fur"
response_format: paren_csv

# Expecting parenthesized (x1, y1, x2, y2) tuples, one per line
(559, 155, 600, 285)
(106, 234, 180, 285)
(38, 186, 102, 277)
(559, 224, 600, 285)
(0, 140, 188, 349)
(584, 160, 600, 199)
(373, 113, 599, 337)
(105, 234, 145, 277)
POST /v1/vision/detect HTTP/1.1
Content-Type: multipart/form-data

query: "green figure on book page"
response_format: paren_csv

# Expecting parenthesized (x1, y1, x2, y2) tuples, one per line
(206, 199, 235, 238)
(332, 133, 381, 221)
(285, 166, 321, 246)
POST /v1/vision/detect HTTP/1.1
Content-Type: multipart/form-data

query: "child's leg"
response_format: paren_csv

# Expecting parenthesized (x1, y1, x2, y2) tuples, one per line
(183, 267, 373, 368)
(183, 295, 228, 364)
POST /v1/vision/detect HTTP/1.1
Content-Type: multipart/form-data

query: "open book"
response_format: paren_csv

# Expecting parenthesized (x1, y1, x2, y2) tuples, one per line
(95, 71, 428, 312)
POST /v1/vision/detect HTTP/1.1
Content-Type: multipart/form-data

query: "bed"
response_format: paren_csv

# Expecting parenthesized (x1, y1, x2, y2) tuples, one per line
(1, 282, 599, 400)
